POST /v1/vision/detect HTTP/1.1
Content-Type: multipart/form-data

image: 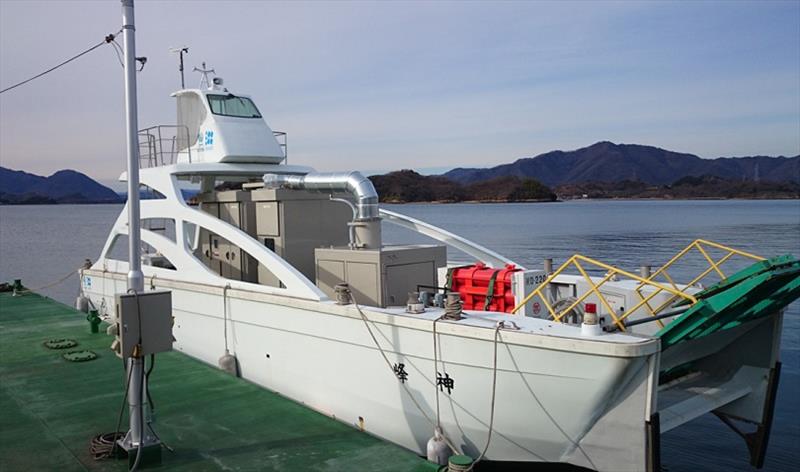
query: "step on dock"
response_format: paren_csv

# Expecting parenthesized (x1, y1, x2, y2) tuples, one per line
(0, 291, 440, 471)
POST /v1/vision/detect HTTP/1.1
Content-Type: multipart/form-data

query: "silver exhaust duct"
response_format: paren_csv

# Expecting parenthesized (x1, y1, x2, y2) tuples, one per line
(262, 171, 382, 249)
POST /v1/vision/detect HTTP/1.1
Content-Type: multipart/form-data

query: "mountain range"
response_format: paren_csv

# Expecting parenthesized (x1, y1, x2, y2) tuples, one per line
(0, 167, 122, 204)
(443, 141, 800, 186)
(2, 141, 798, 204)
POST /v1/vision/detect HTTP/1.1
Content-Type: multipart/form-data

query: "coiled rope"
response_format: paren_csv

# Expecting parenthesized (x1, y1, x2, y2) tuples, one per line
(90, 432, 125, 460)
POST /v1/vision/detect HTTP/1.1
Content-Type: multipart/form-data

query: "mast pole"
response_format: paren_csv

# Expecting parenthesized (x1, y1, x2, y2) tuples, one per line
(122, 0, 143, 295)
(121, 1, 159, 460)
(179, 50, 185, 89)
(171, 46, 189, 89)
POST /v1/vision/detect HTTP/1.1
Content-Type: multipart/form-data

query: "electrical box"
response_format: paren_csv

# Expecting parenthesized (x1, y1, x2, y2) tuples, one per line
(573, 279, 682, 334)
(511, 269, 549, 317)
(315, 245, 446, 307)
(113, 290, 173, 359)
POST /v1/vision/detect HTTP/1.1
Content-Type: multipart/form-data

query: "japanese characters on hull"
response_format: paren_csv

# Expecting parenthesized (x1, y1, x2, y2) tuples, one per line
(391, 362, 456, 394)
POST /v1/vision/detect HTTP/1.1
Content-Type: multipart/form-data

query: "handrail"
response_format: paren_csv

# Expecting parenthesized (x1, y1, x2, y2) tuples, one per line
(511, 254, 697, 331)
(379, 208, 522, 269)
(138, 124, 192, 167)
(633, 239, 764, 327)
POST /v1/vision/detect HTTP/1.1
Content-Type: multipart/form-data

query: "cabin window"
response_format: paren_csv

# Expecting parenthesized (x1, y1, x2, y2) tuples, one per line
(190, 225, 284, 288)
(141, 218, 176, 243)
(207, 94, 262, 118)
(105, 234, 176, 270)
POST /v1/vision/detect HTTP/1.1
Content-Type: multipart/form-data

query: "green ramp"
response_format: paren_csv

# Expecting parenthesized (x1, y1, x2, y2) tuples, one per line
(657, 255, 800, 350)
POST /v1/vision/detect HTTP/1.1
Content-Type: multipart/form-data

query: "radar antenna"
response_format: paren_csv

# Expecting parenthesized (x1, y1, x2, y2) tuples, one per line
(193, 62, 215, 89)
(169, 46, 189, 89)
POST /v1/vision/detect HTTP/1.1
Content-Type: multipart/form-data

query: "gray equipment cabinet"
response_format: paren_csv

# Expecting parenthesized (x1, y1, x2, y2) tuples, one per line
(113, 290, 173, 359)
(196, 190, 258, 282)
(315, 245, 446, 307)
(249, 187, 352, 287)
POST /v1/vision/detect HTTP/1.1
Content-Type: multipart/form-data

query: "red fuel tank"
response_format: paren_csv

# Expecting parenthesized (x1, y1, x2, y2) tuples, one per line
(446, 263, 521, 313)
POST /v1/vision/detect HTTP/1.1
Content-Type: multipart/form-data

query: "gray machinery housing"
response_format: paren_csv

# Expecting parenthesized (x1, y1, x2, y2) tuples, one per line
(248, 185, 353, 286)
(196, 186, 352, 286)
(196, 190, 259, 282)
(316, 245, 446, 307)
(194, 174, 447, 307)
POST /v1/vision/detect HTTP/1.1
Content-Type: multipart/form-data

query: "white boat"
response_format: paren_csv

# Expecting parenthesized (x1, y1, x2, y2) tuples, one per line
(80, 71, 797, 471)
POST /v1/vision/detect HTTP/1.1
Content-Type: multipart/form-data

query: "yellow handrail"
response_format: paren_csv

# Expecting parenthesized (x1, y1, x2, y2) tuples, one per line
(511, 254, 698, 331)
(510, 240, 762, 332)
(633, 239, 764, 326)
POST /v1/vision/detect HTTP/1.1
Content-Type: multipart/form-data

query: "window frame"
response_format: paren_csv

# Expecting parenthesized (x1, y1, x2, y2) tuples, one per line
(206, 94, 263, 119)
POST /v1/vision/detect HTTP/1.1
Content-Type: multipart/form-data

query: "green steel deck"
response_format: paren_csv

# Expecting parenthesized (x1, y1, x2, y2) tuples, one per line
(0, 292, 440, 471)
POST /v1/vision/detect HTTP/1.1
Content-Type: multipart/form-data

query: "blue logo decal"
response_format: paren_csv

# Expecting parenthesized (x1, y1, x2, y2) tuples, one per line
(204, 130, 214, 146)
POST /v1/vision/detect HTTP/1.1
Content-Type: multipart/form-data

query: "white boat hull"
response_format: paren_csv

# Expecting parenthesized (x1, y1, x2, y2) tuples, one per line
(84, 270, 660, 470)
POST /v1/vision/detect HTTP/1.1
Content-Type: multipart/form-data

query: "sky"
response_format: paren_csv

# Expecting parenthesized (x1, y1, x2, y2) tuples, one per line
(0, 0, 799, 187)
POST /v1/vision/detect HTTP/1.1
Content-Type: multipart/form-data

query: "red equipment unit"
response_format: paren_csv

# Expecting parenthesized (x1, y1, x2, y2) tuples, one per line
(446, 263, 522, 313)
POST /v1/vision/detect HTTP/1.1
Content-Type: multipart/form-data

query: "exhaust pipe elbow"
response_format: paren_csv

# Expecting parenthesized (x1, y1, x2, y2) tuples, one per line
(262, 171, 379, 221)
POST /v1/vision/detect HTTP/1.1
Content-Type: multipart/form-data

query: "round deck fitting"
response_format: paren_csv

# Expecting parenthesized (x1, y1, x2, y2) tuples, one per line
(43, 338, 78, 349)
(447, 455, 474, 472)
(62, 350, 97, 362)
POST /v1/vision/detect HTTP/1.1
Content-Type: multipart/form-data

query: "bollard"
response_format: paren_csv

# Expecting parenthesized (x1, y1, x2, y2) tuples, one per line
(447, 454, 474, 472)
(543, 259, 556, 304)
(86, 310, 102, 334)
(11, 279, 23, 297)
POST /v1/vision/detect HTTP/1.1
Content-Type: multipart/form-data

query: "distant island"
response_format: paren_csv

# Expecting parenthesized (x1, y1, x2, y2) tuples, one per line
(0, 167, 122, 204)
(443, 141, 799, 186)
(370, 141, 799, 203)
(2, 142, 798, 204)
(554, 175, 798, 200)
(369, 170, 557, 203)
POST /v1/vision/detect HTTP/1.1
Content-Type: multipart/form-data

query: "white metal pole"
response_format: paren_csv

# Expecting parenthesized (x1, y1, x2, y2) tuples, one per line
(121, 0, 147, 450)
(122, 0, 143, 294)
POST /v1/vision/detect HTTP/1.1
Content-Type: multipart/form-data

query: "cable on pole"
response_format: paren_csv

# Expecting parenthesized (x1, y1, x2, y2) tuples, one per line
(0, 31, 121, 95)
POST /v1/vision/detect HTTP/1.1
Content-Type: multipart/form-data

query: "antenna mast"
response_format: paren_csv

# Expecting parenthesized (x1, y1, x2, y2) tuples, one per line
(118, 0, 163, 465)
(193, 62, 215, 89)
(169, 46, 189, 89)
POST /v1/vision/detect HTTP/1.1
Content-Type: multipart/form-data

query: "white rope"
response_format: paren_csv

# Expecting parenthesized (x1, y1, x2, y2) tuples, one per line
(461, 322, 505, 471)
(350, 291, 462, 454)
(10, 268, 78, 295)
(432, 316, 445, 427)
(349, 287, 505, 470)
(222, 284, 231, 353)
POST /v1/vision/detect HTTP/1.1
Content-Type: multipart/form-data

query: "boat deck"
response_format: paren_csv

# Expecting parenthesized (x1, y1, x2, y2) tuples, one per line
(0, 291, 439, 471)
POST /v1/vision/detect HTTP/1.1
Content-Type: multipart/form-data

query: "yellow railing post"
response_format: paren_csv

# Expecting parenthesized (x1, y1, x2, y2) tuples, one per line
(632, 239, 764, 325)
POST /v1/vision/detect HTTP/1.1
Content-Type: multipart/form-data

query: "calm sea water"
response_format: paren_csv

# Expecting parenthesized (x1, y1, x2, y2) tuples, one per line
(1, 200, 798, 471)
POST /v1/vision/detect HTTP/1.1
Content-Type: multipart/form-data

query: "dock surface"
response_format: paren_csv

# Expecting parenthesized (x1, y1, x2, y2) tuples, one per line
(0, 292, 439, 471)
